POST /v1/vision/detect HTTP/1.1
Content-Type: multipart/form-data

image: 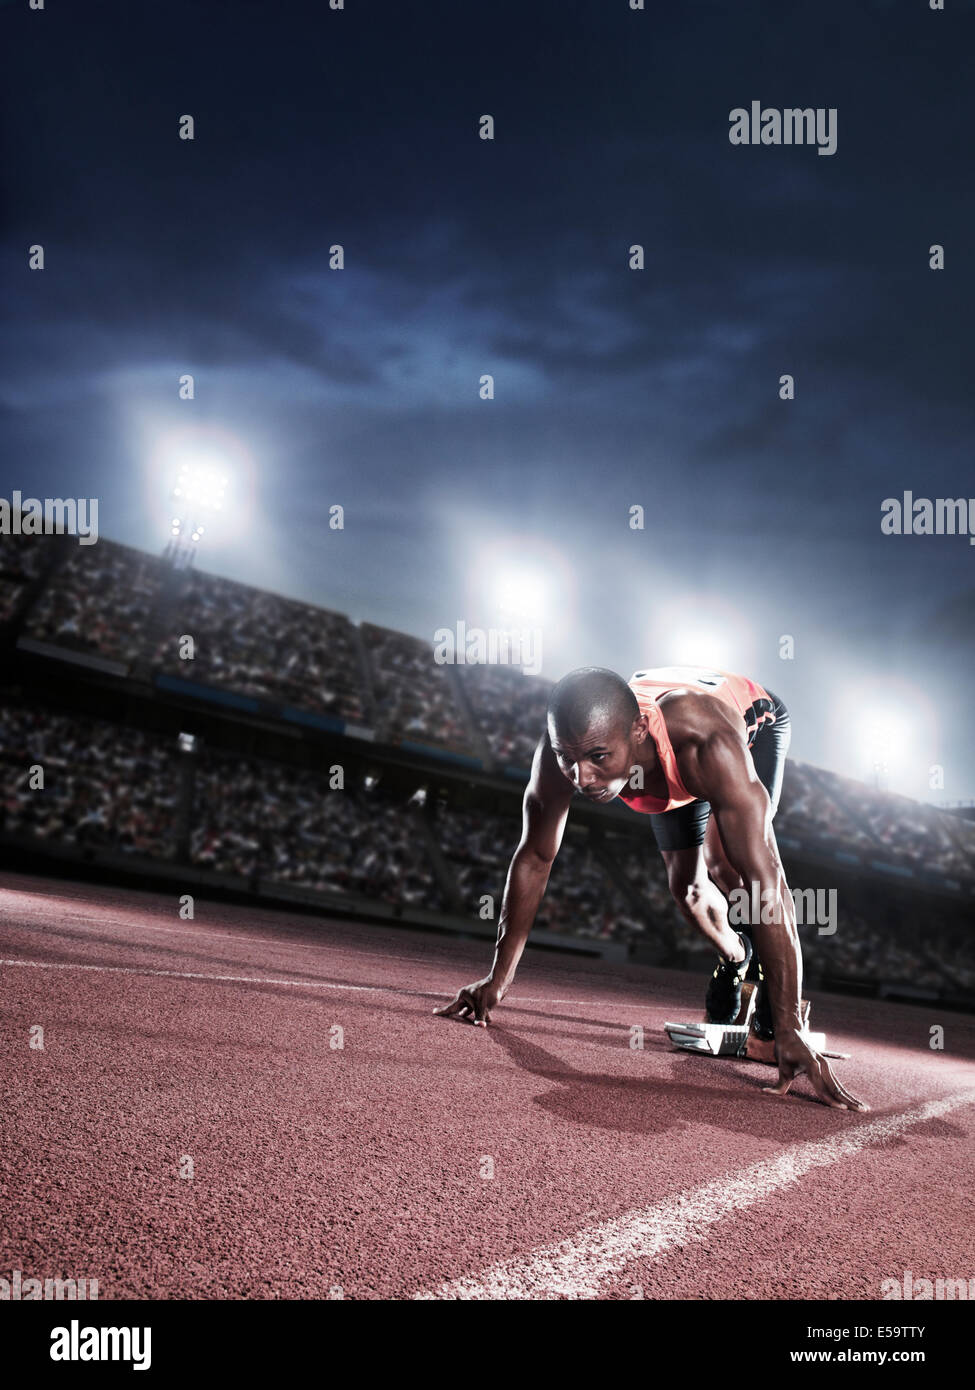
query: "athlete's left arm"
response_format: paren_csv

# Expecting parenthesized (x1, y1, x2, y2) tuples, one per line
(688, 727, 868, 1111)
(687, 727, 803, 1033)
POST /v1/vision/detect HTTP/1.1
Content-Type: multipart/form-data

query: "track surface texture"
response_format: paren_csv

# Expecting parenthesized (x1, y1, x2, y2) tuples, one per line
(2, 873, 974, 1300)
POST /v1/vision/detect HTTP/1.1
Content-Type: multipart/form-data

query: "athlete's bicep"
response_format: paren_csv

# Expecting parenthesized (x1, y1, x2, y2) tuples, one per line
(693, 731, 776, 880)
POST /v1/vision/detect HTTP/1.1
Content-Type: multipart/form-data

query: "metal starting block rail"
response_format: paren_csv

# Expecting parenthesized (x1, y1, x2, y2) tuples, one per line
(664, 982, 848, 1062)
(664, 1019, 827, 1058)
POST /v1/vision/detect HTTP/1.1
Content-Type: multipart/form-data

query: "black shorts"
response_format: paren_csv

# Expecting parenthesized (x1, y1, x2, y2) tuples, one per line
(649, 689, 792, 853)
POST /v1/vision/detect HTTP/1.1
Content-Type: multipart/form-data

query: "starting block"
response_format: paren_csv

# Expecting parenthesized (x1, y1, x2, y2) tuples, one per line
(664, 983, 843, 1063)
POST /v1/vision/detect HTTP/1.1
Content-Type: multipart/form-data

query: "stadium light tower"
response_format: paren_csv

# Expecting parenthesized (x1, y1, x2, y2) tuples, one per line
(865, 710, 909, 793)
(164, 454, 230, 569)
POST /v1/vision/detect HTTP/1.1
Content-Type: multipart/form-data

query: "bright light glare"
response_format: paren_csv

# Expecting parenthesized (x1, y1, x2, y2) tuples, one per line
(862, 707, 912, 777)
(147, 423, 254, 556)
(833, 677, 938, 799)
(167, 447, 233, 549)
(494, 570, 549, 623)
(666, 626, 735, 667)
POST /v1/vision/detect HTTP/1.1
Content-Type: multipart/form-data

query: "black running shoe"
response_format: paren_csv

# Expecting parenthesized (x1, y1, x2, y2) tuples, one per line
(752, 964, 775, 1040)
(705, 931, 753, 1024)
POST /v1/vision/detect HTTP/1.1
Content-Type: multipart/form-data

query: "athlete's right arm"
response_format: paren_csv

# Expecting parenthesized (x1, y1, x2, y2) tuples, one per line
(433, 731, 573, 1026)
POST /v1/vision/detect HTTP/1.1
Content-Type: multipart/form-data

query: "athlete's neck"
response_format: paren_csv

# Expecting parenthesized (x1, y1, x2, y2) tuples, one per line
(628, 736, 667, 798)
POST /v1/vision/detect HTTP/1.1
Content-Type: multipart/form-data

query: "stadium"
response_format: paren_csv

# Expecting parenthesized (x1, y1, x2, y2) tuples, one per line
(2, 526, 974, 1310)
(3, 531, 975, 1002)
(2, 0, 974, 1364)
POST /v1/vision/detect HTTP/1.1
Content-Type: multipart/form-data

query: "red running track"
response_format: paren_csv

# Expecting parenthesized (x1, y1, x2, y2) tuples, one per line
(2, 872, 974, 1300)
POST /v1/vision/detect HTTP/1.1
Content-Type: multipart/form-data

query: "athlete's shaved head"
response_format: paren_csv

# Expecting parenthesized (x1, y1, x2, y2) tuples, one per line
(546, 668, 649, 804)
(547, 667, 638, 742)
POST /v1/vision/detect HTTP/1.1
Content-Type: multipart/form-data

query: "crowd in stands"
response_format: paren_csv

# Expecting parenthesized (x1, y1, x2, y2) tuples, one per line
(776, 761, 856, 842)
(775, 760, 975, 883)
(190, 752, 445, 910)
(0, 698, 971, 999)
(362, 623, 474, 753)
(155, 571, 368, 722)
(927, 917, 975, 995)
(850, 782, 975, 881)
(4, 535, 973, 891)
(599, 828, 694, 961)
(799, 887, 975, 998)
(1, 534, 973, 994)
(0, 703, 179, 858)
(458, 665, 551, 768)
(0, 531, 54, 623)
(23, 541, 161, 666)
(434, 803, 647, 943)
(538, 831, 648, 943)
(434, 804, 515, 914)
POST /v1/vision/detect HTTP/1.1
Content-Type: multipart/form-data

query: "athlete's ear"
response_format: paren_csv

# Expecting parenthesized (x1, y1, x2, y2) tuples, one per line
(631, 715, 649, 744)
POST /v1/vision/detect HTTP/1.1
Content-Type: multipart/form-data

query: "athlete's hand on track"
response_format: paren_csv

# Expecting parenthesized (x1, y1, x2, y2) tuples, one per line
(433, 975, 506, 1027)
(761, 1029, 869, 1111)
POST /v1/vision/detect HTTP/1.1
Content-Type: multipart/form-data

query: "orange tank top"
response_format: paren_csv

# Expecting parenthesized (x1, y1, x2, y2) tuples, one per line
(617, 665, 776, 815)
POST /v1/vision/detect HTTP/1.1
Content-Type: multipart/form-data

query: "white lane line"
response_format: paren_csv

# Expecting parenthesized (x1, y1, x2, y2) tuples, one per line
(2, 908, 503, 974)
(3, 913, 390, 954)
(0, 957, 402, 995)
(0, 956, 645, 1013)
(0, 902, 392, 953)
(414, 1088, 975, 1300)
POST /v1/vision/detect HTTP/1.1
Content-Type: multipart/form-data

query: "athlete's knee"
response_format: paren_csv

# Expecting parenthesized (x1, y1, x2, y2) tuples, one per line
(662, 848, 710, 906)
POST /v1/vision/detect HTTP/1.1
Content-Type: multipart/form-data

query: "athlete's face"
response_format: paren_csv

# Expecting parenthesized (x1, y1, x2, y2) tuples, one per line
(549, 713, 643, 803)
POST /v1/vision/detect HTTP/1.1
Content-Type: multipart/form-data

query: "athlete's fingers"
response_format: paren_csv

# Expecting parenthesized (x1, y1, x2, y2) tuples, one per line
(473, 1000, 490, 1027)
(803, 1055, 862, 1110)
(762, 1064, 797, 1097)
(835, 1083, 868, 1111)
(832, 1084, 867, 1111)
(810, 1058, 857, 1110)
(807, 1064, 851, 1109)
(819, 1059, 869, 1111)
(433, 990, 472, 1017)
(763, 1052, 866, 1110)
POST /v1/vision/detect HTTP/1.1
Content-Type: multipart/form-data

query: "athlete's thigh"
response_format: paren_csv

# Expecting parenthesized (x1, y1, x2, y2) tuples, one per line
(652, 802, 711, 894)
(650, 800, 710, 854)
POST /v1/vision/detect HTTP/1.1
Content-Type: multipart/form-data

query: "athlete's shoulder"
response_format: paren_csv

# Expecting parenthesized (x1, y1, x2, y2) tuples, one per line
(657, 685, 740, 739)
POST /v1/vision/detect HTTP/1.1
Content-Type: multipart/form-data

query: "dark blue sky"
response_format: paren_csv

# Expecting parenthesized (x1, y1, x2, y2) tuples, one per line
(2, 0, 974, 798)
